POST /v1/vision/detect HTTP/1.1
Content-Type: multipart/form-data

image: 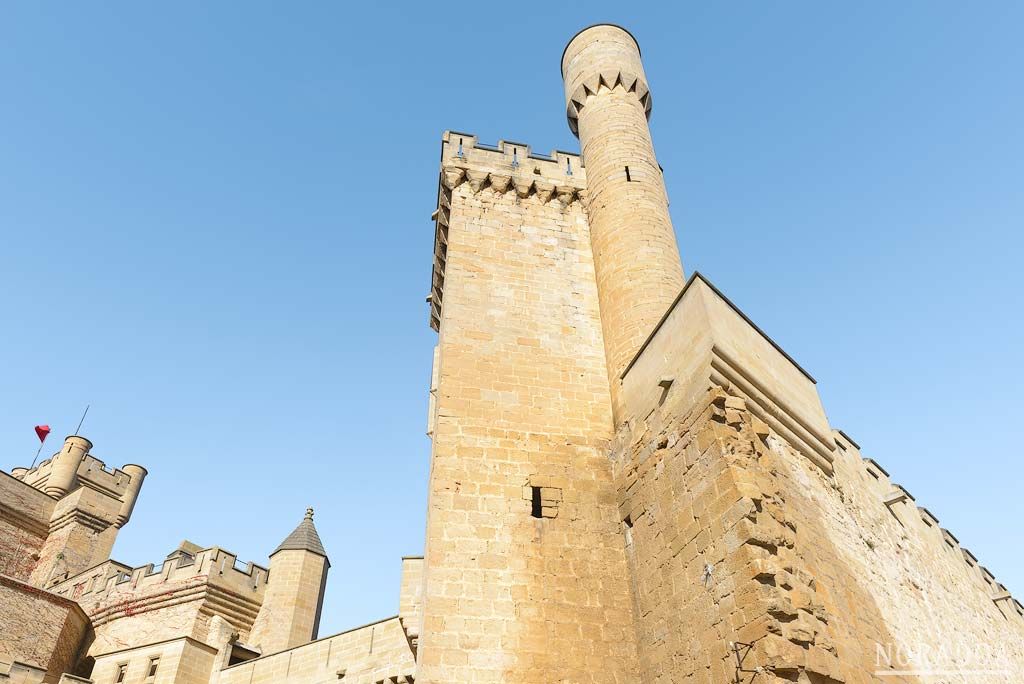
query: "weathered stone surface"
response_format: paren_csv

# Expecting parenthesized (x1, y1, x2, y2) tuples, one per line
(0, 576, 92, 682)
(3, 21, 1024, 684)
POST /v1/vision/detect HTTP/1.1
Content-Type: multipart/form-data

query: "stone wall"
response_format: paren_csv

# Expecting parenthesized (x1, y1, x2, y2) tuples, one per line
(0, 472, 54, 581)
(89, 637, 218, 684)
(216, 617, 414, 684)
(611, 385, 909, 683)
(47, 546, 265, 662)
(0, 657, 47, 684)
(612, 273, 1024, 683)
(29, 487, 121, 588)
(0, 576, 92, 683)
(801, 431, 1024, 679)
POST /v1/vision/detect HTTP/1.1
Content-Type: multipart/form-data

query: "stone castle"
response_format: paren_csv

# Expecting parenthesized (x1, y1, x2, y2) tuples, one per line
(2, 24, 1022, 684)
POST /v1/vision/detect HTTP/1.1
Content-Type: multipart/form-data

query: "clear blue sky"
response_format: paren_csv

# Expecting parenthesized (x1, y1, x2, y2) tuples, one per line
(2, 3, 1021, 636)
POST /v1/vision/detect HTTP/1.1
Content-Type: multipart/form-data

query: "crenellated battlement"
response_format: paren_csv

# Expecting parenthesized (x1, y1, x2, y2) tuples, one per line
(439, 131, 585, 191)
(831, 429, 1024, 622)
(428, 131, 587, 331)
(17, 453, 135, 500)
(11, 437, 146, 532)
(49, 543, 269, 602)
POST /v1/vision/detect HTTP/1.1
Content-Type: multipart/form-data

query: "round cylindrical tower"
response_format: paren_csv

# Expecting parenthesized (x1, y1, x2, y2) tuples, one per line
(43, 435, 91, 499)
(114, 463, 148, 528)
(562, 25, 685, 419)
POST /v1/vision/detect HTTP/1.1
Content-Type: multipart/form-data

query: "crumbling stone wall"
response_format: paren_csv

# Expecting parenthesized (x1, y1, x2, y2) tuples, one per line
(613, 382, 1024, 683)
(611, 388, 909, 683)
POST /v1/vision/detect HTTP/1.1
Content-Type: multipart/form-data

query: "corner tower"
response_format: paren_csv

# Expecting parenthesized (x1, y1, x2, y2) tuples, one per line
(2, 434, 147, 586)
(248, 508, 330, 654)
(562, 24, 685, 419)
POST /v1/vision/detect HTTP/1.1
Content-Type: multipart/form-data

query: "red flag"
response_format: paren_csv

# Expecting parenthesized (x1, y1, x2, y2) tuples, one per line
(34, 425, 50, 443)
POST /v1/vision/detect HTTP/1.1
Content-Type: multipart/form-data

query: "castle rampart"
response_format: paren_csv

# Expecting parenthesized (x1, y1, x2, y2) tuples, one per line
(216, 616, 415, 684)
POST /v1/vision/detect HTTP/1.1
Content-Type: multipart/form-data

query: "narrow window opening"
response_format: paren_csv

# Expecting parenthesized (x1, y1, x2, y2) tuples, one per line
(115, 664, 128, 683)
(624, 166, 632, 181)
(147, 657, 160, 678)
(531, 487, 543, 518)
(227, 644, 260, 667)
(623, 515, 633, 529)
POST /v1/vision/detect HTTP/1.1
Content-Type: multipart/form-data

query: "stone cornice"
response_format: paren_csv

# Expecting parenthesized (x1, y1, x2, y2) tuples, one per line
(440, 163, 584, 204)
(49, 507, 113, 535)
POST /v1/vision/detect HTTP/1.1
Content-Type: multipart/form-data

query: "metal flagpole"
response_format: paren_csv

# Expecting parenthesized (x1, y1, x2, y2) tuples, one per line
(30, 441, 45, 469)
(74, 404, 90, 436)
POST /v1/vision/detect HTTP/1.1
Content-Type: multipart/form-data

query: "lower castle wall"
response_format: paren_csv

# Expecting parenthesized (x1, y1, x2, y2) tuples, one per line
(48, 547, 265, 661)
(216, 617, 414, 684)
(613, 387, 915, 683)
(614, 382, 1024, 683)
(0, 576, 92, 683)
(87, 592, 208, 659)
(90, 637, 217, 684)
(794, 431, 1024, 680)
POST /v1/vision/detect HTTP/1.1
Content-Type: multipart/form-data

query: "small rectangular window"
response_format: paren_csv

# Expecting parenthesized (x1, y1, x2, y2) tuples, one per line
(147, 657, 160, 678)
(624, 166, 632, 182)
(115, 664, 128, 683)
(531, 487, 543, 519)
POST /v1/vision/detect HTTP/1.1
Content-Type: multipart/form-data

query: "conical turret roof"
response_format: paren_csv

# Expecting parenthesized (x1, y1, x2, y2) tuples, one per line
(272, 507, 328, 560)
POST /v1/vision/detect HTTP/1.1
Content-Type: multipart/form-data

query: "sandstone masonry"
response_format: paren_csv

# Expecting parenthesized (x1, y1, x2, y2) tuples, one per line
(3, 23, 1022, 684)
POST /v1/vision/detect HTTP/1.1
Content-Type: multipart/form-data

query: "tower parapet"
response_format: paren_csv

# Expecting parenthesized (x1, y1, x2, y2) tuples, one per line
(562, 24, 685, 420)
(429, 132, 586, 332)
(14, 436, 147, 521)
